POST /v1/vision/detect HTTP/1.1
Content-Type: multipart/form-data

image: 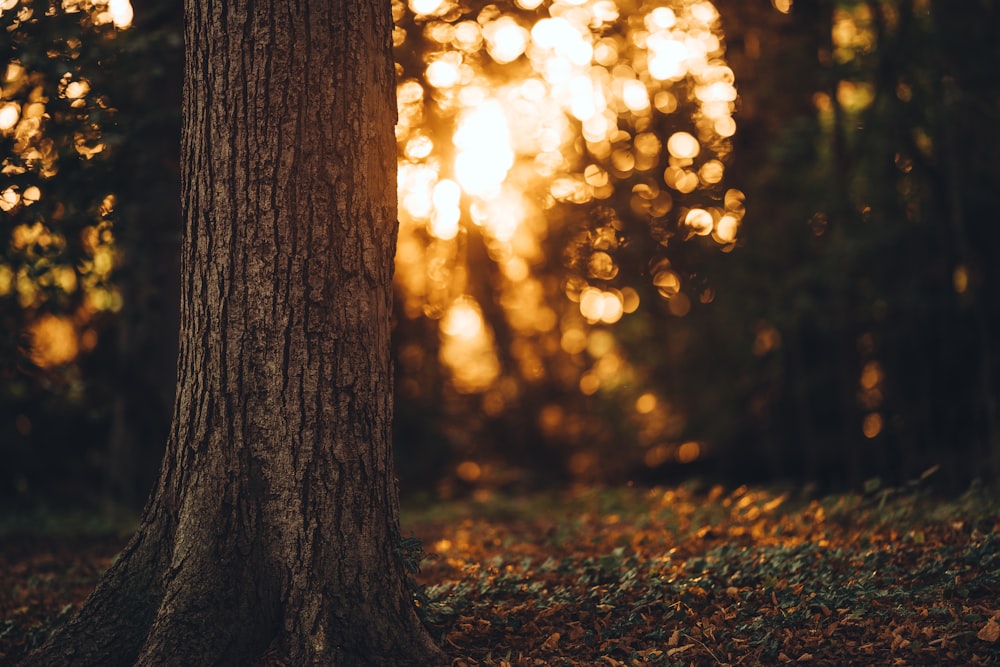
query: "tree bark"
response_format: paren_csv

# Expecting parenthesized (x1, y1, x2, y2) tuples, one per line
(23, 0, 443, 664)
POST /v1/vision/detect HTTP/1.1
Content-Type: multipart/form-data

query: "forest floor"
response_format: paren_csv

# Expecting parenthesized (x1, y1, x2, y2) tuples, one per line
(1, 481, 999, 666)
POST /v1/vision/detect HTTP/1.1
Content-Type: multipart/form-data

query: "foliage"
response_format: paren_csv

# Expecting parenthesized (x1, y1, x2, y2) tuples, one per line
(2, 484, 998, 664)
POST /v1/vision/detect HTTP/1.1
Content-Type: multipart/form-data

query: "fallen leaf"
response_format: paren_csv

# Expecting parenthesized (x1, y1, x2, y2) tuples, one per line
(977, 618, 999, 643)
(541, 632, 560, 651)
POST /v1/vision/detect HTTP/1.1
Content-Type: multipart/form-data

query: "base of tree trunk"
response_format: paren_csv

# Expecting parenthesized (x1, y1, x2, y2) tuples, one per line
(22, 505, 445, 667)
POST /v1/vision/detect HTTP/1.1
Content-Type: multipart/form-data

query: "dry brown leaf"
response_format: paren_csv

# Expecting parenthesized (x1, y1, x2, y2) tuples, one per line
(541, 632, 560, 651)
(977, 618, 1000, 643)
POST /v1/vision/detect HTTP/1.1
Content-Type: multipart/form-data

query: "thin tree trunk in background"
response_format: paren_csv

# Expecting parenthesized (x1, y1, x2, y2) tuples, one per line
(23, 0, 443, 664)
(106, 0, 183, 509)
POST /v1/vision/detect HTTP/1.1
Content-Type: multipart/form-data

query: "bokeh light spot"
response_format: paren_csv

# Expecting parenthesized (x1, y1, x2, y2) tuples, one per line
(677, 441, 701, 463)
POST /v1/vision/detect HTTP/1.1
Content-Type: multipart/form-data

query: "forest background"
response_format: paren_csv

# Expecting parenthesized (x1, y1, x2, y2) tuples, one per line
(2, 0, 998, 511)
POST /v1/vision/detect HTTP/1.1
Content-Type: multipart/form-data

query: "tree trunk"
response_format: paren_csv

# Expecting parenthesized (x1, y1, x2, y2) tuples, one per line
(23, 0, 443, 664)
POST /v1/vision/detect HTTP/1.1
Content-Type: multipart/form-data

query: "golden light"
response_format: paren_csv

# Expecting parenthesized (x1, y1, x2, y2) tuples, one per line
(646, 7, 677, 30)
(0, 187, 19, 211)
(644, 444, 671, 467)
(28, 314, 78, 368)
(531, 18, 593, 67)
(579, 286, 623, 324)
(691, 2, 718, 25)
(108, 0, 133, 28)
(832, 5, 875, 64)
(453, 21, 483, 52)
(696, 80, 737, 105)
(836, 80, 874, 111)
(713, 213, 739, 244)
(586, 329, 616, 357)
(410, 0, 447, 16)
(677, 441, 701, 463)
(647, 41, 689, 81)
(581, 112, 611, 143)
(753, 321, 781, 356)
(860, 361, 883, 391)
(653, 268, 681, 299)
(404, 134, 433, 160)
(399, 161, 438, 220)
(453, 100, 513, 197)
(621, 286, 640, 313)
(391, 0, 740, 402)
(560, 327, 587, 354)
(699, 159, 724, 184)
(569, 75, 599, 121)
(667, 291, 690, 316)
(470, 187, 525, 242)
(439, 297, 501, 392)
(426, 52, 463, 89)
(621, 78, 650, 112)
(663, 166, 699, 193)
(592, 1, 620, 24)
(54, 265, 76, 293)
(714, 115, 737, 137)
(397, 79, 424, 107)
(484, 16, 529, 64)
(588, 251, 617, 280)
(0, 265, 12, 296)
(635, 392, 657, 414)
(74, 131, 106, 159)
(579, 371, 600, 395)
(593, 38, 619, 67)
(0, 102, 18, 132)
(953, 265, 969, 294)
(863, 413, 883, 439)
(429, 178, 461, 240)
(684, 208, 713, 236)
(456, 460, 482, 481)
(667, 131, 700, 159)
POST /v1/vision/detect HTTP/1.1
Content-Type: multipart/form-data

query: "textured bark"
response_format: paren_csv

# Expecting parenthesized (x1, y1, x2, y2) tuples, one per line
(23, 0, 443, 664)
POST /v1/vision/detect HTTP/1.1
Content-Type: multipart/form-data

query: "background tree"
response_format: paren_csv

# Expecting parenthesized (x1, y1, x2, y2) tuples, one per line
(103, 0, 182, 508)
(23, 0, 442, 664)
(701, 0, 1000, 489)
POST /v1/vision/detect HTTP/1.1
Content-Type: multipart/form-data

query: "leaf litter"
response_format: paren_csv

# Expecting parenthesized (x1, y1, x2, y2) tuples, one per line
(1, 482, 998, 665)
